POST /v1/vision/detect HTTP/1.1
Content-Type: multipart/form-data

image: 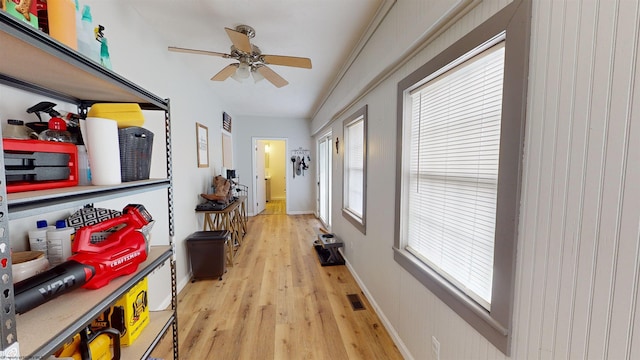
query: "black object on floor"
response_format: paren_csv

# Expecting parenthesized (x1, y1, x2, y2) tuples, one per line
(314, 244, 345, 266)
(186, 230, 230, 281)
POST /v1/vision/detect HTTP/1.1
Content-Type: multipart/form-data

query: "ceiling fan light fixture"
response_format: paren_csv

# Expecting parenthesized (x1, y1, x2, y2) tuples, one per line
(252, 66, 265, 83)
(236, 62, 251, 80)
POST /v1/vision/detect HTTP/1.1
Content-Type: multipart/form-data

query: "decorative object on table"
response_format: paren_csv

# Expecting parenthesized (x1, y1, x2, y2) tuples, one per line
(200, 175, 233, 204)
(196, 122, 209, 168)
(168, 24, 312, 87)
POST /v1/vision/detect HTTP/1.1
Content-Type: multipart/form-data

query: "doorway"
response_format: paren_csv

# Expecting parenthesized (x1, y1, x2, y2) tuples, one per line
(317, 133, 332, 227)
(253, 138, 287, 215)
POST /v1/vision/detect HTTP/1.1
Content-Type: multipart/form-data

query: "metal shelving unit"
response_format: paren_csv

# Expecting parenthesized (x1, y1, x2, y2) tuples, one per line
(0, 11, 178, 359)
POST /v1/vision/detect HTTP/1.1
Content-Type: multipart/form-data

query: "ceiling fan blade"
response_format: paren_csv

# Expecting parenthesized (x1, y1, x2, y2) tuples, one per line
(168, 46, 229, 57)
(256, 65, 289, 88)
(225, 27, 252, 53)
(211, 64, 239, 81)
(262, 55, 312, 69)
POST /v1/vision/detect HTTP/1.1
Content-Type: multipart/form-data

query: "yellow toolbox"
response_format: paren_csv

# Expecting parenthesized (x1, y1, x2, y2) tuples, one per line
(87, 103, 145, 128)
(91, 277, 149, 346)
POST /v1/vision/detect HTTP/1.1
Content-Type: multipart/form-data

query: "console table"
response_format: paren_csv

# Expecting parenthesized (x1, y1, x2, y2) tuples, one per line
(196, 196, 247, 266)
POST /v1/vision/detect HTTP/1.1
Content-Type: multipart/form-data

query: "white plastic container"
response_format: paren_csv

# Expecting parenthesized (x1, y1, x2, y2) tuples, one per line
(28, 220, 50, 257)
(47, 220, 74, 266)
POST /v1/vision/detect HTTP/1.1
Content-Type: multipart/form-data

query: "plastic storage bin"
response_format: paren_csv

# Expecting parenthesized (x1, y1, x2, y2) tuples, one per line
(86, 103, 144, 128)
(186, 230, 229, 281)
(118, 127, 153, 182)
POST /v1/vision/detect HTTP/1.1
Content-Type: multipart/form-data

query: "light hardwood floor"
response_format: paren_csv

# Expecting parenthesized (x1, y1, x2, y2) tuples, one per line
(262, 199, 286, 215)
(153, 213, 403, 359)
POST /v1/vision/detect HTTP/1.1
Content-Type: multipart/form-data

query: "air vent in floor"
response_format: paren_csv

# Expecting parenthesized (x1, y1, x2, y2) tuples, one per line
(347, 293, 366, 311)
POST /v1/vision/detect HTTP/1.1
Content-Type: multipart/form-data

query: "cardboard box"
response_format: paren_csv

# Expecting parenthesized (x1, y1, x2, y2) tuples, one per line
(2, 0, 38, 29)
(91, 277, 149, 346)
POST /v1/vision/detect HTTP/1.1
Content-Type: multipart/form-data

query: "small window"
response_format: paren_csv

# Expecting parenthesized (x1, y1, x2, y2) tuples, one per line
(342, 105, 367, 234)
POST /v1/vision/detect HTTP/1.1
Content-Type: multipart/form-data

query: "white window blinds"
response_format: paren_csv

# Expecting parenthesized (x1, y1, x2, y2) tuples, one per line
(345, 118, 364, 217)
(405, 42, 505, 309)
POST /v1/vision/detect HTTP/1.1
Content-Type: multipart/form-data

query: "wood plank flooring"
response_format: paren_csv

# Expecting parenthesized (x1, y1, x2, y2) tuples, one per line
(153, 213, 403, 359)
(262, 199, 286, 215)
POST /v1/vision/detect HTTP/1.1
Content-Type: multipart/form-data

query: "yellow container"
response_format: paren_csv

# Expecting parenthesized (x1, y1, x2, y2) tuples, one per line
(91, 277, 149, 346)
(87, 103, 145, 128)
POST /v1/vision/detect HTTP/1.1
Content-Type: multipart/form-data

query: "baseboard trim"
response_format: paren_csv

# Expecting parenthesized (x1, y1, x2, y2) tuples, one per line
(340, 248, 414, 360)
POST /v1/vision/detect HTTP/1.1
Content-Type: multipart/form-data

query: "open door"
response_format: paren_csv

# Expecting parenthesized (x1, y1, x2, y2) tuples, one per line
(317, 134, 332, 227)
(255, 140, 267, 214)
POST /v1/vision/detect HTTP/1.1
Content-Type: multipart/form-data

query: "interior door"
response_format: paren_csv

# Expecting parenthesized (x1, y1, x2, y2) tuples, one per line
(317, 134, 332, 227)
(255, 140, 267, 214)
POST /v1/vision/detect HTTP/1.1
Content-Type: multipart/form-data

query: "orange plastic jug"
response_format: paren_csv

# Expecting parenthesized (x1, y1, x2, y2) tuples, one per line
(47, 0, 77, 50)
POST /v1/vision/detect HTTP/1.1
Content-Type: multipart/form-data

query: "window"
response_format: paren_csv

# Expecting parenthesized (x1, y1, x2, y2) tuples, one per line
(394, 1, 530, 355)
(343, 105, 367, 234)
(408, 40, 505, 310)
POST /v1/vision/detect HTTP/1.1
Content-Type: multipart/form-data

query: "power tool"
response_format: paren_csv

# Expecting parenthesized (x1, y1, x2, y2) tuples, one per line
(14, 204, 153, 314)
(55, 326, 121, 360)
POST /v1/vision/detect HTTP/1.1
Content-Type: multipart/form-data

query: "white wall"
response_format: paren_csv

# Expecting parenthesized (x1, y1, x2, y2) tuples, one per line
(233, 115, 314, 215)
(84, 0, 240, 306)
(313, 0, 640, 359)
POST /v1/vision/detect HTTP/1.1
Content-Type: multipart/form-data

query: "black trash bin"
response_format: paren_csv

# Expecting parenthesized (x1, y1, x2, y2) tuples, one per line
(186, 230, 230, 281)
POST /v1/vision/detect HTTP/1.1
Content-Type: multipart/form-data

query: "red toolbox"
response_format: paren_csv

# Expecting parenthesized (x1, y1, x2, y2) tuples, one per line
(3, 139, 78, 193)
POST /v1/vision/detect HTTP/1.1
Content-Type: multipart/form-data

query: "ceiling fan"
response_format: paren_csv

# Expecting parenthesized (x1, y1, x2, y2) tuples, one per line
(168, 25, 312, 88)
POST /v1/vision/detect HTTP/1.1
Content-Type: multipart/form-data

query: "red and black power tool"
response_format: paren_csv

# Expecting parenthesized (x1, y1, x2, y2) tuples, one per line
(14, 204, 153, 314)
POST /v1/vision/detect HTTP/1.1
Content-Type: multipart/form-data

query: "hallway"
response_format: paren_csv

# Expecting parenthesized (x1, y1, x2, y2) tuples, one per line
(154, 213, 402, 359)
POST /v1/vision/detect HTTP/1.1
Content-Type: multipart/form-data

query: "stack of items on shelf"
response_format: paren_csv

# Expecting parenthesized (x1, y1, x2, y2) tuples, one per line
(85, 103, 154, 185)
(1, 101, 154, 192)
(12, 204, 153, 314)
(0, 0, 112, 68)
(51, 276, 149, 359)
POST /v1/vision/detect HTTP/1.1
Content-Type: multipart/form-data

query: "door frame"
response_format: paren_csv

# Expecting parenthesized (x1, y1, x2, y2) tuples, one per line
(252, 137, 288, 215)
(316, 132, 332, 228)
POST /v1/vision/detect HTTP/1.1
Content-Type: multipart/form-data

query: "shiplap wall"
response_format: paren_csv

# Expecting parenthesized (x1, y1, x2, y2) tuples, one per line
(514, 0, 640, 359)
(313, 0, 640, 359)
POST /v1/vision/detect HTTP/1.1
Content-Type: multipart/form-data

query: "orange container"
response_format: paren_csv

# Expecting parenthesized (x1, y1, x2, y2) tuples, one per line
(47, 0, 77, 50)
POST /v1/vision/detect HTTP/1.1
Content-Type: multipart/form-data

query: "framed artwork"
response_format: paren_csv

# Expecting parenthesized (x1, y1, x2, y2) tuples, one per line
(196, 122, 209, 168)
(222, 132, 233, 168)
(223, 112, 232, 133)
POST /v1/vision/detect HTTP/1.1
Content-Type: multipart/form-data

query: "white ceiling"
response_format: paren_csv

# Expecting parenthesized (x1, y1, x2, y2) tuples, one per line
(127, 0, 385, 119)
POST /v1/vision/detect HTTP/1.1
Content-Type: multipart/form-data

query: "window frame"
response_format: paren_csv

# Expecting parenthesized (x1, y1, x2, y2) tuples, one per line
(393, 1, 531, 355)
(342, 105, 368, 234)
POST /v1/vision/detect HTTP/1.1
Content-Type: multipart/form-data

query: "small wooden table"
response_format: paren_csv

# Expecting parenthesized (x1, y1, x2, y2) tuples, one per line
(196, 196, 247, 266)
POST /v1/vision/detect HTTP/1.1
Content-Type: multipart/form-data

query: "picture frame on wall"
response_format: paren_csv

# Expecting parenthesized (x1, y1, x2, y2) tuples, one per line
(196, 122, 209, 168)
(223, 112, 232, 133)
